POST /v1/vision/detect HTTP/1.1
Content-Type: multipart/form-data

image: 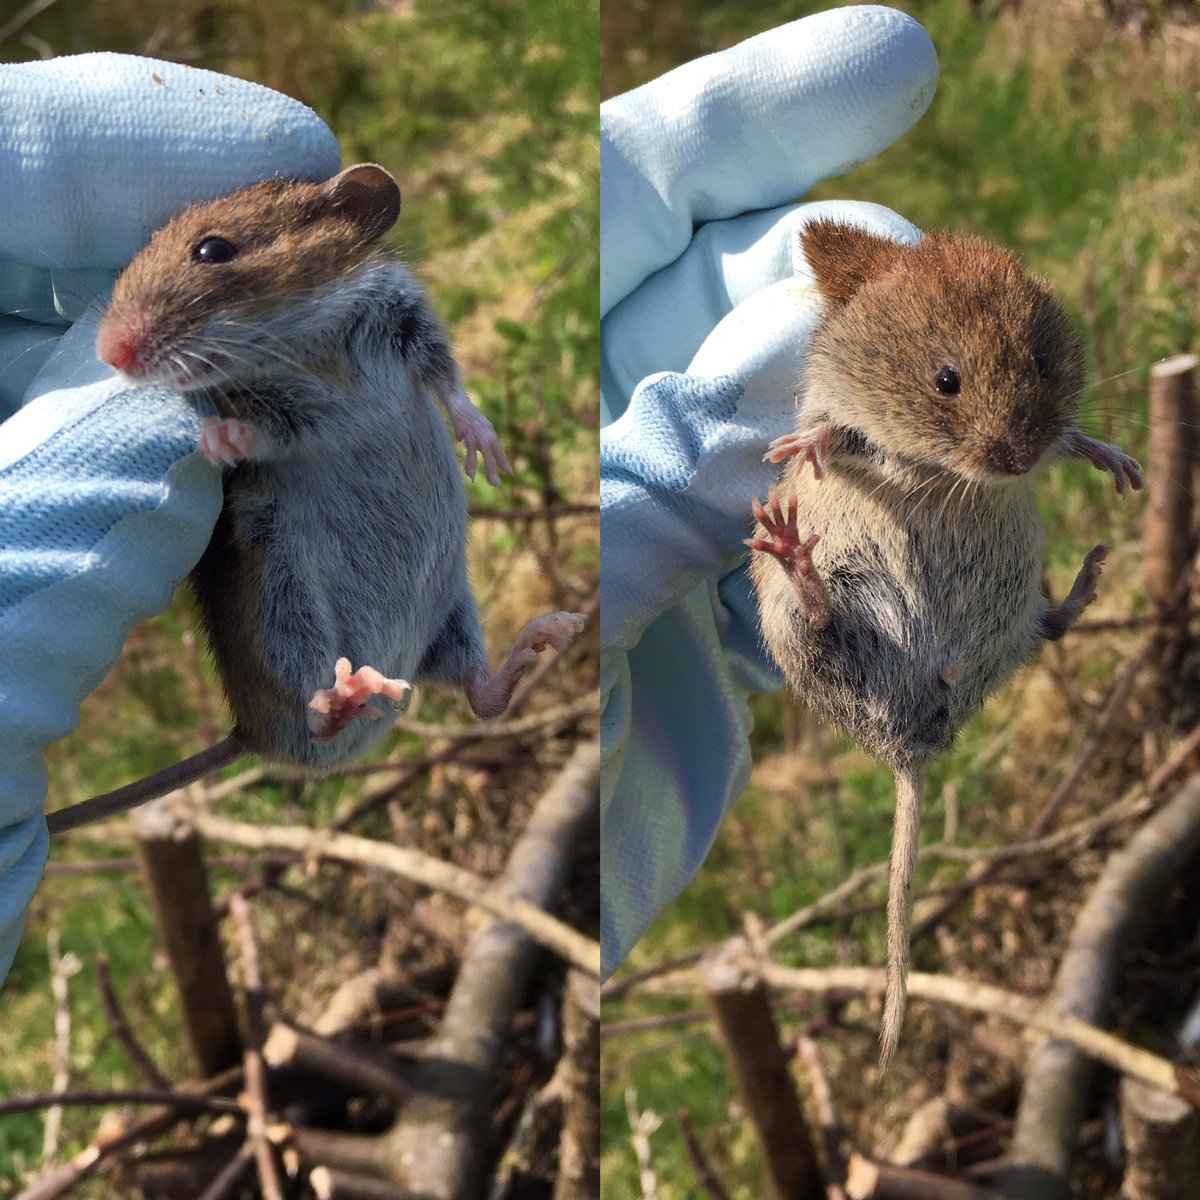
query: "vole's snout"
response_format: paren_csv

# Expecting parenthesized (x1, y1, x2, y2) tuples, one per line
(978, 437, 1033, 477)
(96, 312, 152, 378)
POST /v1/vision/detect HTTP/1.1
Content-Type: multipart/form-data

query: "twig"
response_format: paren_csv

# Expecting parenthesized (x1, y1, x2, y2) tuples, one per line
(0, 1090, 243, 1117)
(262, 1023, 412, 1106)
(384, 739, 600, 1200)
(625, 1089, 661, 1200)
(390, 693, 596, 742)
(844, 1153, 1007, 1200)
(309, 1166, 418, 1199)
(229, 894, 284, 1200)
(796, 1037, 848, 1200)
(42, 932, 79, 1164)
(197, 1145, 254, 1200)
(12, 1065, 242, 1200)
(0, 0, 61, 44)
(752, 960, 1200, 1106)
(675, 1108, 732, 1200)
(1003, 771, 1200, 1199)
(194, 813, 600, 975)
(468, 501, 598, 520)
(701, 939, 822, 1200)
(95, 956, 170, 1090)
(555, 971, 601, 1200)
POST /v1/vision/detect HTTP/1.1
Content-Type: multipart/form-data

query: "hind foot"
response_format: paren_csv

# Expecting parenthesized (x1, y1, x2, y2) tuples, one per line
(307, 658, 412, 740)
(464, 612, 587, 719)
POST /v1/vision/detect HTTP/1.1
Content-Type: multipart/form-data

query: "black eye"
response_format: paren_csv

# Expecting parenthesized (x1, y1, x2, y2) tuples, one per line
(193, 236, 237, 264)
(933, 365, 961, 396)
(1034, 353, 1049, 379)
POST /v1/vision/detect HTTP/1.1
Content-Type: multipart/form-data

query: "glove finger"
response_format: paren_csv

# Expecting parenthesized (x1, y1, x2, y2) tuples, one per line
(0, 53, 340, 270)
(600, 6, 937, 315)
(602, 199, 920, 423)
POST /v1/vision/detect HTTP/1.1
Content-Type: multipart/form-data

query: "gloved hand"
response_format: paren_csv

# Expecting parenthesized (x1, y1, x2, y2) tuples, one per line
(599, 5, 938, 976)
(0, 53, 341, 986)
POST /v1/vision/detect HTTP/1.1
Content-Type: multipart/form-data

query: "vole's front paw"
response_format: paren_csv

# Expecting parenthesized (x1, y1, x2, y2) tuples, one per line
(200, 417, 258, 467)
(764, 422, 832, 480)
(509, 611, 587, 668)
(1073, 543, 1108, 608)
(747, 488, 831, 628)
(451, 408, 512, 488)
(307, 658, 411, 741)
(1063, 431, 1144, 497)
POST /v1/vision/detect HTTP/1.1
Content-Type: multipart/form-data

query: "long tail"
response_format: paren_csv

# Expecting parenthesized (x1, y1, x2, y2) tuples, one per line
(880, 763, 925, 1070)
(46, 732, 247, 835)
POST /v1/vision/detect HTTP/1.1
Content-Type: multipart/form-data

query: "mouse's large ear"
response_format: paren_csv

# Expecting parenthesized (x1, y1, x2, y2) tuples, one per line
(323, 164, 402, 241)
(801, 219, 907, 308)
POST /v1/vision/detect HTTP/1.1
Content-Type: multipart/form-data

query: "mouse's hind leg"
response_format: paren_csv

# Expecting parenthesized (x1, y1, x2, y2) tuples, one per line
(464, 612, 587, 718)
(307, 658, 412, 741)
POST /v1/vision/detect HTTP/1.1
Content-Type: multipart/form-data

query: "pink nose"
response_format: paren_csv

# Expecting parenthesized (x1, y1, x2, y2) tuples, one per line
(96, 321, 144, 375)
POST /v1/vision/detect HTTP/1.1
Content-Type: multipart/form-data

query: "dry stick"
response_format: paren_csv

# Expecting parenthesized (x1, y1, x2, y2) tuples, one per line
(843, 1154, 1008, 1200)
(700, 939, 823, 1200)
(12, 1065, 242, 1200)
(197, 1145, 255, 1200)
(95, 956, 171, 1090)
(1118, 1074, 1200, 1200)
(1001, 771, 1200, 1200)
(625, 1089, 661, 1200)
(1143, 354, 1200, 720)
(309, 1166, 420, 1200)
(390, 693, 596, 742)
(133, 802, 242, 1078)
(796, 1036, 849, 1200)
(262, 1023, 413, 1107)
(381, 739, 600, 1200)
(675, 1108, 733, 1200)
(229, 894, 285, 1200)
(554, 971, 601, 1200)
(42, 932, 78, 1165)
(644, 951, 1200, 1108)
(0, 1090, 243, 1117)
(0, 0, 62, 43)
(193, 813, 600, 976)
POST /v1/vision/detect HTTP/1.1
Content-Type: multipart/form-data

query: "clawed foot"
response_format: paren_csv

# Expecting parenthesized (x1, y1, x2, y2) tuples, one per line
(307, 657, 412, 741)
(199, 417, 258, 467)
(1063, 430, 1144, 497)
(1041, 543, 1107, 641)
(764, 422, 832, 480)
(450, 404, 512, 487)
(746, 487, 831, 628)
(1071, 543, 1108, 609)
(464, 611, 587, 719)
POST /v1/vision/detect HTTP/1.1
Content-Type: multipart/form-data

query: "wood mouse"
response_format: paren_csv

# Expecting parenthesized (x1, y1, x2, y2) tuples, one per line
(747, 219, 1143, 1066)
(49, 164, 584, 834)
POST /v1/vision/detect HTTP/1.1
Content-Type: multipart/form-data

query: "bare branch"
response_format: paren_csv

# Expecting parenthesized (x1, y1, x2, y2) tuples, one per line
(95, 956, 170, 1090)
(229, 894, 285, 1200)
(194, 813, 600, 975)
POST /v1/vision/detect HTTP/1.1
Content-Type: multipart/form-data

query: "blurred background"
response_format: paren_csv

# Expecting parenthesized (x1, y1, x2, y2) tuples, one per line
(0, 0, 598, 1192)
(601, 2, 1200, 1197)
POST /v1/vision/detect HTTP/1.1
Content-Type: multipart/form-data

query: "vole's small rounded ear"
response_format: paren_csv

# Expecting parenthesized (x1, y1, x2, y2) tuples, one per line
(323, 164, 402, 241)
(800, 219, 907, 308)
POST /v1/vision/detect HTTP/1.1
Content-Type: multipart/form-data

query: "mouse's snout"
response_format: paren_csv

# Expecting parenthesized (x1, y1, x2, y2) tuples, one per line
(978, 437, 1035, 477)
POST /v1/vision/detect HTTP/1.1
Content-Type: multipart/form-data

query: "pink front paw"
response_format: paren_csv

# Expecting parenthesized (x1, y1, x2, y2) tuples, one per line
(307, 658, 412, 741)
(746, 487, 820, 575)
(1075, 543, 1108, 607)
(200, 417, 258, 467)
(764, 423, 832, 480)
(452, 408, 512, 487)
(1065, 431, 1144, 498)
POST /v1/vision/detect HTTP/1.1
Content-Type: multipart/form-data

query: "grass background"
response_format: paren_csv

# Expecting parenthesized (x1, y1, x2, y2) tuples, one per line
(600, 1, 1200, 1196)
(0, 0, 598, 1190)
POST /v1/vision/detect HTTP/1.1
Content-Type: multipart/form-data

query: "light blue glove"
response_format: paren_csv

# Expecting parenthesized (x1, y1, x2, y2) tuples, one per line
(0, 54, 341, 986)
(599, 6, 938, 976)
